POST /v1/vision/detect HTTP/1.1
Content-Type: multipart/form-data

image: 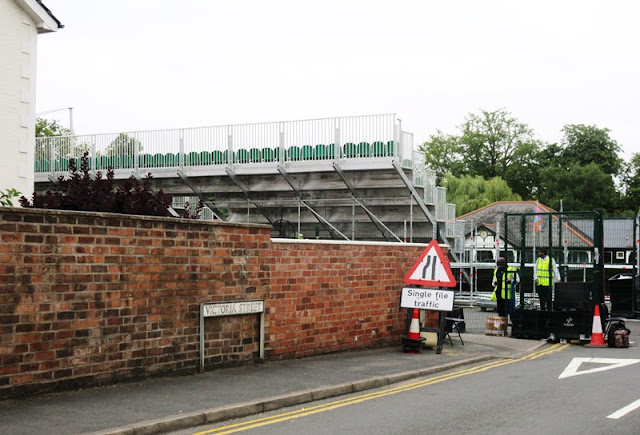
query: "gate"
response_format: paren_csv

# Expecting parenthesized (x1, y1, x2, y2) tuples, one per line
(504, 211, 605, 340)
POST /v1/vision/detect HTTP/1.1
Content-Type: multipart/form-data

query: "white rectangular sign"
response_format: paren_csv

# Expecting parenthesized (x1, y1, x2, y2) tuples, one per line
(202, 300, 264, 317)
(400, 287, 454, 311)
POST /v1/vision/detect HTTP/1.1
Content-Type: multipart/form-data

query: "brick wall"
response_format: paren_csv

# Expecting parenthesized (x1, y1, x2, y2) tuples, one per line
(0, 208, 425, 398)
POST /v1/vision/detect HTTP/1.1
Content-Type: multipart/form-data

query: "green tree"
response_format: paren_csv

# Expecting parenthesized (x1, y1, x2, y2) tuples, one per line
(36, 117, 70, 137)
(101, 133, 140, 157)
(537, 163, 620, 214)
(443, 174, 522, 216)
(419, 131, 464, 182)
(620, 153, 640, 214)
(460, 109, 540, 181)
(35, 117, 72, 161)
(560, 124, 623, 176)
(35, 117, 91, 163)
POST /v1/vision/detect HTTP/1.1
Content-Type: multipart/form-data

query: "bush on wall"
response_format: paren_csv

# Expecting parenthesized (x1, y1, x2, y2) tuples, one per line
(20, 153, 173, 217)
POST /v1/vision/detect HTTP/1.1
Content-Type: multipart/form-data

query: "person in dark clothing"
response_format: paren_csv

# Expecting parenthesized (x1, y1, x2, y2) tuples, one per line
(492, 257, 519, 318)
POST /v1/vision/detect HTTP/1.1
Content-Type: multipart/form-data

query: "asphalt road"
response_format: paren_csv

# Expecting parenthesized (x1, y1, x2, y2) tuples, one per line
(174, 342, 640, 435)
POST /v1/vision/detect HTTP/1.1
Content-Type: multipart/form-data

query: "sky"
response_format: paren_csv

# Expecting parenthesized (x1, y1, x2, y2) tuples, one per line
(36, 1, 640, 159)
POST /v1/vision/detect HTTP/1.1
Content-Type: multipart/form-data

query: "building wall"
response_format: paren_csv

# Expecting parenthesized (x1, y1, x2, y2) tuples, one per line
(0, 208, 425, 398)
(0, 0, 38, 197)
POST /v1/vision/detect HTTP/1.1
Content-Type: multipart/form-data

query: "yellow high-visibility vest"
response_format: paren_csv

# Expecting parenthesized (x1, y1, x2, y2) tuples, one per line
(536, 257, 552, 286)
(493, 266, 518, 299)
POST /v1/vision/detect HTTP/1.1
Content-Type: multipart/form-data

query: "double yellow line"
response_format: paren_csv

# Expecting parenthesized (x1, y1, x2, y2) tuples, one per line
(195, 343, 569, 435)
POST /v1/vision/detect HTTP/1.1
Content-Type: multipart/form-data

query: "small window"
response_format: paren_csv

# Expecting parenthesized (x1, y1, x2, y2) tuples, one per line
(604, 252, 613, 263)
(616, 251, 625, 260)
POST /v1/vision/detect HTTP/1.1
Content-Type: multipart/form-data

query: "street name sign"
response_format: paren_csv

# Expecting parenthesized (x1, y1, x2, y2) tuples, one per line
(199, 299, 265, 372)
(202, 300, 264, 317)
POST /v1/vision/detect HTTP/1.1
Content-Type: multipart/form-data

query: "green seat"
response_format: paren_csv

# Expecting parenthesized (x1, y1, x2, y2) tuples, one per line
(372, 141, 386, 157)
(41, 159, 51, 172)
(261, 148, 274, 162)
(187, 151, 200, 166)
(343, 142, 357, 158)
(34, 160, 41, 172)
(139, 154, 153, 167)
(111, 156, 121, 169)
(249, 148, 261, 163)
(273, 147, 281, 162)
(301, 145, 314, 160)
(327, 143, 336, 158)
(212, 150, 224, 164)
(358, 142, 370, 158)
(121, 155, 133, 168)
(55, 158, 70, 172)
(236, 149, 250, 163)
(315, 144, 327, 160)
(287, 146, 300, 161)
(387, 140, 395, 157)
(99, 155, 110, 169)
(222, 150, 235, 164)
(200, 151, 212, 165)
(153, 153, 165, 167)
(164, 153, 176, 167)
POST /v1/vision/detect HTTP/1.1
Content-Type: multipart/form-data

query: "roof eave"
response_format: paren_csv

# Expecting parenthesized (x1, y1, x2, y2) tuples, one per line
(14, 0, 63, 33)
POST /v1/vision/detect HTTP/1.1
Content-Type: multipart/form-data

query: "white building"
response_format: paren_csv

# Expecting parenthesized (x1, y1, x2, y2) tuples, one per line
(0, 0, 61, 198)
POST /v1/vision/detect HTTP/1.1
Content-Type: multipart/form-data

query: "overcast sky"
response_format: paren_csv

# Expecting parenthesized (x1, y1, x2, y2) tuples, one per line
(37, 1, 639, 158)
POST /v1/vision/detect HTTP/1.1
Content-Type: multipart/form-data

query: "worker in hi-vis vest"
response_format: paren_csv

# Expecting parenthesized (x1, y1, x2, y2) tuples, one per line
(492, 257, 519, 318)
(534, 247, 561, 311)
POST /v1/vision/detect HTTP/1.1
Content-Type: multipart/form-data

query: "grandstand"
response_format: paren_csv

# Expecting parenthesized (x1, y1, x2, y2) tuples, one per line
(33, 114, 455, 242)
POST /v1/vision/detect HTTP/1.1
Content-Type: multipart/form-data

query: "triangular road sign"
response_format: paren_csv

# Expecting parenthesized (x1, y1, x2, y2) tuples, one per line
(558, 357, 640, 379)
(404, 240, 456, 287)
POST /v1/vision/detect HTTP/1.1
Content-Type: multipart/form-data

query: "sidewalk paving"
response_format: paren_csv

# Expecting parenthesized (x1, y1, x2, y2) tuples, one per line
(0, 333, 544, 435)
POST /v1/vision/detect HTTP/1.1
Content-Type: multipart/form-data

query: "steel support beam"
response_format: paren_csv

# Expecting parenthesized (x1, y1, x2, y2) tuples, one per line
(333, 163, 402, 242)
(224, 168, 273, 224)
(391, 160, 470, 283)
(176, 170, 224, 220)
(277, 165, 349, 240)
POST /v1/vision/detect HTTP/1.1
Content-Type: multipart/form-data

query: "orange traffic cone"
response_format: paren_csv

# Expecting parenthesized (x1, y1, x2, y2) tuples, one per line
(408, 308, 421, 340)
(403, 308, 425, 353)
(586, 304, 606, 347)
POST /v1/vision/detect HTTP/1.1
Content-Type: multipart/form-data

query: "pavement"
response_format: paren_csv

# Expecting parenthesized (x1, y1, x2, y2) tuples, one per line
(0, 332, 546, 435)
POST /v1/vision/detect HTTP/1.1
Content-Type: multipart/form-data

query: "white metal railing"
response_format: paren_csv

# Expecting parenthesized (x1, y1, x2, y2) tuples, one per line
(423, 169, 436, 205)
(400, 131, 413, 168)
(412, 150, 425, 187)
(446, 203, 457, 237)
(35, 114, 402, 173)
(436, 186, 447, 222)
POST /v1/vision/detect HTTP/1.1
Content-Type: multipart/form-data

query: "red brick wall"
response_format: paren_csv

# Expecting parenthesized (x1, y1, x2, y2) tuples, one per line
(0, 208, 424, 398)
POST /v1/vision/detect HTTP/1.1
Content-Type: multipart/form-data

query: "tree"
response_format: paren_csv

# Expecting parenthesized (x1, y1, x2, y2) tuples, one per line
(425, 109, 542, 199)
(560, 124, 623, 176)
(620, 153, 640, 214)
(419, 131, 464, 183)
(35, 117, 72, 161)
(460, 109, 541, 181)
(36, 118, 70, 137)
(443, 174, 522, 216)
(35, 117, 91, 162)
(537, 163, 620, 214)
(101, 133, 140, 157)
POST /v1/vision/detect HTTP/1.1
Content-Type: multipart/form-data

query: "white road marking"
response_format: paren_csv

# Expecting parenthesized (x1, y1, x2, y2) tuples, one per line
(558, 357, 640, 379)
(607, 398, 640, 419)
